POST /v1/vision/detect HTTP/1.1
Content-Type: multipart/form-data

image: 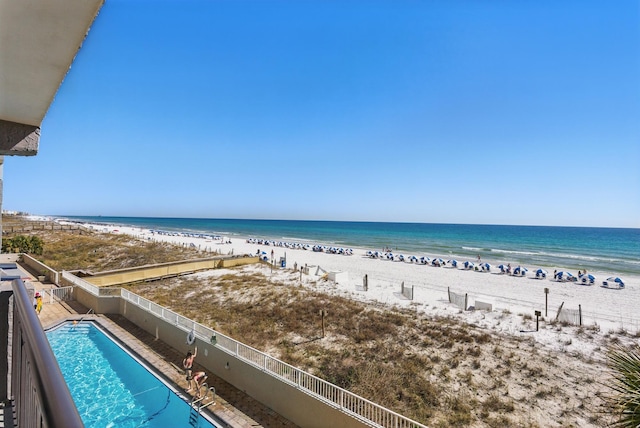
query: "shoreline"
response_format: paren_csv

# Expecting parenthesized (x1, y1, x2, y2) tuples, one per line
(62, 218, 640, 338)
(51, 215, 640, 277)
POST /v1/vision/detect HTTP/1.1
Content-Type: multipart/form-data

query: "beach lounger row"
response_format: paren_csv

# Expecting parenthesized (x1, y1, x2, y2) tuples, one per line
(246, 238, 354, 255)
(364, 250, 626, 288)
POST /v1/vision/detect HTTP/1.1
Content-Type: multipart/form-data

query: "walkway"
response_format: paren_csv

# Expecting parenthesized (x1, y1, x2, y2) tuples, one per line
(38, 299, 298, 428)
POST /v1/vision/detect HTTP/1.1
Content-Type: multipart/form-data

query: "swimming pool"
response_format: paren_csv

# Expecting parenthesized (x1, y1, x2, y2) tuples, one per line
(46, 322, 218, 428)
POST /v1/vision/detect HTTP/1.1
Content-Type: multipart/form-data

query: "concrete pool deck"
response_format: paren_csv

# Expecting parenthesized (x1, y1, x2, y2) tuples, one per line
(38, 299, 298, 428)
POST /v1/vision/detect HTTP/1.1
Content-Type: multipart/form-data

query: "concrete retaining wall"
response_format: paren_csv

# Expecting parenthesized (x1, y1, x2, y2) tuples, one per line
(74, 286, 120, 314)
(84, 256, 259, 286)
(21, 254, 59, 284)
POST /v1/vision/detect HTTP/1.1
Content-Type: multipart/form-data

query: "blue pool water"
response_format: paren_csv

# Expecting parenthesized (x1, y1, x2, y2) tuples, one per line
(46, 322, 217, 428)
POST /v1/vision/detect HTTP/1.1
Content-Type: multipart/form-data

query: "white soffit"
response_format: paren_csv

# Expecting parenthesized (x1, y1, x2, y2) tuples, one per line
(0, 0, 105, 127)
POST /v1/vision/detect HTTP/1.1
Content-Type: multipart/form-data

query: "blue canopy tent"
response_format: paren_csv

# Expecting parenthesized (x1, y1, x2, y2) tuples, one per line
(603, 277, 625, 289)
(555, 271, 574, 282)
(534, 268, 548, 279)
(513, 266, 528, 276)
(580, 274, 596, 285)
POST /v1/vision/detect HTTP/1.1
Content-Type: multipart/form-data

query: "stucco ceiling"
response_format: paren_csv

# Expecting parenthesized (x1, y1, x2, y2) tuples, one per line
(0, 0, 104, 127)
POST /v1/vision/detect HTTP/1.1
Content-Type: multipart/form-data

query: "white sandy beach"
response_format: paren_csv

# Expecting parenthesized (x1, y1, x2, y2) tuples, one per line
(70, 220, 640, 362)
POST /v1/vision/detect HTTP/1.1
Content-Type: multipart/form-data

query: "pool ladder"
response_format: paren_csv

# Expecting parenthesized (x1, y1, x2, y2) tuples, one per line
(188, 384, 216, 427)
(78, 308, 94, 322)
(71, 308, 94, 329)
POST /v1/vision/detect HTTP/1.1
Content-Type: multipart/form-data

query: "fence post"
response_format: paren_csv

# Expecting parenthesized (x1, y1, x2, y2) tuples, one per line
(555, 302, 564, 321)
(544, 287, 549, 317)
(448, 287, 451, 303)
(579, 304, 582, 326)
(464, 293, 468, 311)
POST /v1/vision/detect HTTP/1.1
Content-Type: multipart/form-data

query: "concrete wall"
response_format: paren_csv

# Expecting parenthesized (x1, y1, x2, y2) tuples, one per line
(75, 286, 120, 314)
(219, 256, 259, 268)
(21, 254, 59, 284)
(85, 256, 259, 286)
(119, 299, 367, 428)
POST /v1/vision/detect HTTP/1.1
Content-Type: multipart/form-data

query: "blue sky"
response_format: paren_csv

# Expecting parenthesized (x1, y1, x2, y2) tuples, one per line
(5, 0, 639, 227)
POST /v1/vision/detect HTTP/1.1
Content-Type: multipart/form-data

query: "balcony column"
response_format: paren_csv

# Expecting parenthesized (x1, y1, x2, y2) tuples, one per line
(0, 286, 10, 403)
(0, 155, 3, 250)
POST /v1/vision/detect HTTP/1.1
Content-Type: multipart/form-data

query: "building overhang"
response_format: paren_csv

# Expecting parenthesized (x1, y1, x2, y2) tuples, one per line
(0, 0, 104, 156)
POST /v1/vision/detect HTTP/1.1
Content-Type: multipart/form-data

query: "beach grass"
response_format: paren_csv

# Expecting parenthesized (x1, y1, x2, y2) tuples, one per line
(123, 267, 611, 426)
(2, 215, 203, 271)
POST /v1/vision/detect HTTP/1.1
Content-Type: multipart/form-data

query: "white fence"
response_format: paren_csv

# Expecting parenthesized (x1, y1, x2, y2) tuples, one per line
(41, 286, 74, 304)
(556, 303, 582, 326)
(448, 288, 468, 310)
(61, 271, 100, 295)
(400, 282, 413, 300)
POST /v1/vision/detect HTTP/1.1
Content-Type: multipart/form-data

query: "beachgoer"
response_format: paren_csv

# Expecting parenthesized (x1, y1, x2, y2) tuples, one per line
(35, 293, 43, 314)
(192, 371, 208, 398)
(183, 347, 197, 391)
(477, 254, 481, 263)
(507, 263, 511, 274)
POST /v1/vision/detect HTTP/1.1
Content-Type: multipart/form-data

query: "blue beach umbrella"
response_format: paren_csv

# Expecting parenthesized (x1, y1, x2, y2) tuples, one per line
(420, 256, 431, 265)
(432, 258, 445, 266)
(535, 268, 547, 279)
(497, 264, 508, 273)
(447, 259, 458, 268)
(604, 277, 625, 288)
(481, 263, 491, 272)
(580, 274, 596, 285)
(513, 266, 528, 276)
(555, 271, 574, 281)
(463, 261, 475, 270)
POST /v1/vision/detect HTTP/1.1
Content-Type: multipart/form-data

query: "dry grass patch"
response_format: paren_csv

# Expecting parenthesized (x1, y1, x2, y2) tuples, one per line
(124, 267, 611, 426)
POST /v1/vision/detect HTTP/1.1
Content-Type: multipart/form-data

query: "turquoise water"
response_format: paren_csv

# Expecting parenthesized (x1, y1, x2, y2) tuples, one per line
(60, 216, 640, 276)
(46, 322, 217, 428)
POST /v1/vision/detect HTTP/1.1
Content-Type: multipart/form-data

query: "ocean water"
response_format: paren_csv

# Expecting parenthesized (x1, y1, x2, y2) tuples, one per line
(60, 216, 640, 276)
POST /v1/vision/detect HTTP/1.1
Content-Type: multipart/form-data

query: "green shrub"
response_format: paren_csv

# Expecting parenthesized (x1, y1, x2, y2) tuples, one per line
(2, 235, 44, 255)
